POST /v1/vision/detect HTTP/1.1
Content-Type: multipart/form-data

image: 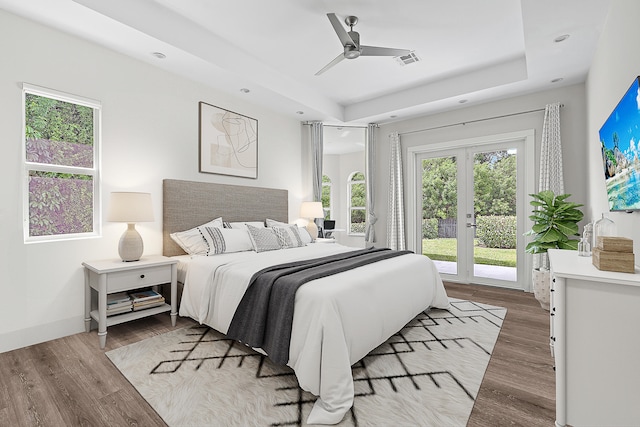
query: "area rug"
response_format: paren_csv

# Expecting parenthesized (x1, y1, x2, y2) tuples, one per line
(106, 299, 506, 426)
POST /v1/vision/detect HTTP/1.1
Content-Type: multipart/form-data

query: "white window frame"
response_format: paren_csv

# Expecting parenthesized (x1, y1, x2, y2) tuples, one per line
(347, 171, 366, 236)
(22, 83, 102, 243)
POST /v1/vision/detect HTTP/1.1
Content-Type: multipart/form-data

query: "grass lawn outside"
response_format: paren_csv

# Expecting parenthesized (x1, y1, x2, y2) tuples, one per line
(422, 238, 516, 267)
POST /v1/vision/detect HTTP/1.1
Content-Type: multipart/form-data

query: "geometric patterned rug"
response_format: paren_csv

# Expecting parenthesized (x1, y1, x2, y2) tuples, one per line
(106, 299, 505, 426)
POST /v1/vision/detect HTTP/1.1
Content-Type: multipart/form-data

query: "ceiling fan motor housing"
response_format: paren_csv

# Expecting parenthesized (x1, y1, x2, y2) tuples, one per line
(345, 31, 361, 59)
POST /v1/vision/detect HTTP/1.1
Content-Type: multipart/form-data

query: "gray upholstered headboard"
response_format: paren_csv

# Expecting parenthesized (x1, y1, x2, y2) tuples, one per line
(163, 179, 289, 257)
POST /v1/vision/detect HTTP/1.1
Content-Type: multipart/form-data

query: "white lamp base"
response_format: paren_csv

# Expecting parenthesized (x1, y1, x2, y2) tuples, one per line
(118, 223, 143, 262)
(305, 219, 319, 241)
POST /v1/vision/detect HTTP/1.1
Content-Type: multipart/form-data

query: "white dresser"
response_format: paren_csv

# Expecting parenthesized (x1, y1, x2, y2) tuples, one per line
(548, 249, 640, 427)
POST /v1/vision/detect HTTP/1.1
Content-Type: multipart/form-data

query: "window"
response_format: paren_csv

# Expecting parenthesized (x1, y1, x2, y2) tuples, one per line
(348, 171, 366, 235)
(23, 84, 101, 242)
(321, 174, 332, 220)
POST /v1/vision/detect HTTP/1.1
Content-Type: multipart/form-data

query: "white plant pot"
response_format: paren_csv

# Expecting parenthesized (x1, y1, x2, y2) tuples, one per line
(532, 268, 551, 311)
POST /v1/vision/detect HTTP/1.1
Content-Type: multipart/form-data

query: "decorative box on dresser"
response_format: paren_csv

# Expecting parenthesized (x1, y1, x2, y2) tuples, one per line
(83, 255, 178, 349)
(548, 249, 640, 427)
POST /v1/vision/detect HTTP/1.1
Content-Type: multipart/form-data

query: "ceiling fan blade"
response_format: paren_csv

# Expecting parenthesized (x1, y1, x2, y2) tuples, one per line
(315, 53, 346, 76)
(360, 46, 411, 57)
(327, 13, 356, 47)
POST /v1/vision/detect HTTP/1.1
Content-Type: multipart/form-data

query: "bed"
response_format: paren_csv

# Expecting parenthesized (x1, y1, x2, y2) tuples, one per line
(162, 179, 450, 425)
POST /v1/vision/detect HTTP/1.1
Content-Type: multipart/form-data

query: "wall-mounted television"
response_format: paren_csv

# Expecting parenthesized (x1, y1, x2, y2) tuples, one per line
(598, 76, 640, 211)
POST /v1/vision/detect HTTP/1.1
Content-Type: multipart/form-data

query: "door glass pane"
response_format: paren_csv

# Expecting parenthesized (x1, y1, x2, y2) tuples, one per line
(472, 149, 517, 281)
(422, 156, 457, 275)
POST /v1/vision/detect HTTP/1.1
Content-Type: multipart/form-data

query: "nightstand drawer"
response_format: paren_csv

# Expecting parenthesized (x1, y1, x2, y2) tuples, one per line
(107, 265, 172, 293)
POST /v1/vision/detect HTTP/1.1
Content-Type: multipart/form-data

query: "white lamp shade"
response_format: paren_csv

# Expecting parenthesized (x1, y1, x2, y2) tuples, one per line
(107, 192, 154, 223)
(300, 201, 324, 219)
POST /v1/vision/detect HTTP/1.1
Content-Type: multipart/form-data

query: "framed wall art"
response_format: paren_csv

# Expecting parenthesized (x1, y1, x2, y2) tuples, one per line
(199, 101, 258, 178)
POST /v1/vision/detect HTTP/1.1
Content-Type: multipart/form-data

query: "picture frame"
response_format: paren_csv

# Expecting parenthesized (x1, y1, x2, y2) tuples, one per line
(198, 101, 258, 178)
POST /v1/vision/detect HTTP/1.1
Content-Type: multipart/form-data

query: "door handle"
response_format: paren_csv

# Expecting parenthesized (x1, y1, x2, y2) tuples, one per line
(466, 223, 477, 228)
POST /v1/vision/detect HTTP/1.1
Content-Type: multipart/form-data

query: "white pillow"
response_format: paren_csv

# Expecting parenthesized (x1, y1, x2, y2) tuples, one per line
(265, 218, 289, 227)
(201, 227, 253, 255)
(169, 217, 223, 255)
(246, 224, 281, 252)
(297, 226, 312, 244)
(272, 224, 305, 249)
(229, 221, 266, 230)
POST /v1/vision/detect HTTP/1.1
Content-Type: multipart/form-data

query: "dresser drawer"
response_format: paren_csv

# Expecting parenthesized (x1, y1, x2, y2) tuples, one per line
(107, 265, 172, 293)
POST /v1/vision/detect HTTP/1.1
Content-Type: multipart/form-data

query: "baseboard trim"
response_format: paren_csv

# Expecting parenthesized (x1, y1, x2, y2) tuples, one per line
(0, 315, 85, 353)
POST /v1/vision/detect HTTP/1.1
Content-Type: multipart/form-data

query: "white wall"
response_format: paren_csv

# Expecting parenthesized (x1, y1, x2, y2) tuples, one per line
(375, 84, 589, 254)
(586, 0, 640, 257)
(0, 10, 305, 352)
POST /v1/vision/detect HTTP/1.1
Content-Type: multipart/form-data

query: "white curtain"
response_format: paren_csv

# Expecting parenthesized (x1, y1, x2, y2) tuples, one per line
(309, 122, 324, 234)
(536, 102, 564, 269)
(539, 102, 564, 195)
(387, 132, 405, 250)
(310, 122, 324, 202)
(364, 123, 377, 246)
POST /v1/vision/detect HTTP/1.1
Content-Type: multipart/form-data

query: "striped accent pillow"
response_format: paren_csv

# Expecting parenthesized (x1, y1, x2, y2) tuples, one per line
(246, 224, 281, 252)
(169, 217, 224, 255)
(272, 225, 305, 249)
(201, 226, 226, 255)
(201, 227, 254, 255)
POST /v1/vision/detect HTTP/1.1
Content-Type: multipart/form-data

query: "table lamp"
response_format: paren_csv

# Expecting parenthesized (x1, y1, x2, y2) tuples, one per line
(300, 201, 324, 241)
(107, 192, 154, 261)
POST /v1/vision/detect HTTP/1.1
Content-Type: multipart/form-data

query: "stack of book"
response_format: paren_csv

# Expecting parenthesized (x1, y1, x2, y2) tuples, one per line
(129, 289, 165, 311)
(106, 292, 133, 316)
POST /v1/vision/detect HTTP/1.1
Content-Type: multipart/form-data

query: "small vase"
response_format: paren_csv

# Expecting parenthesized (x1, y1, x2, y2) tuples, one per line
(593, 213, 617, 249)
(578, 238, 591, 257)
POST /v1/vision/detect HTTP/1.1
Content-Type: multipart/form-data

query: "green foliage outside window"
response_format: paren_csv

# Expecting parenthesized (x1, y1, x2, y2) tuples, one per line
(25, 92, 97, 238)
(321, 175, 331, 220)
(422, 151, 517, 249)
(349, 172, 366, 233)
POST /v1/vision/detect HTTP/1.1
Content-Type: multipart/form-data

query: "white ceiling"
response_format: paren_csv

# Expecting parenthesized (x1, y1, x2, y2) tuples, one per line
(0, 0, 611, 127)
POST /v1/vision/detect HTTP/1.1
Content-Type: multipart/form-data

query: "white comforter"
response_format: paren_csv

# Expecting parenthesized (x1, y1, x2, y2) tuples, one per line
(179, 243, 450, 424)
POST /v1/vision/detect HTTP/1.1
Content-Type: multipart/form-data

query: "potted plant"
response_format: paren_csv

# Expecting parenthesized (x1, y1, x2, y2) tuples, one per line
(525, 190, 584, 310)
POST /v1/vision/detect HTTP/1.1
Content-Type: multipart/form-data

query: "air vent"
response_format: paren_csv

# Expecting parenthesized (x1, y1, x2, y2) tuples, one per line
(395, 51, 421, 66)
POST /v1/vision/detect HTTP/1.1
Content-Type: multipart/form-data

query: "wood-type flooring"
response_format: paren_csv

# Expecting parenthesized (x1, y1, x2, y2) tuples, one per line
(0, 282, 555, 426)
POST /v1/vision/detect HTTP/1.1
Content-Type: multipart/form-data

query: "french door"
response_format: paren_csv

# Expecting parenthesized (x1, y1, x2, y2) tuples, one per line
(410, 131, 533, 290)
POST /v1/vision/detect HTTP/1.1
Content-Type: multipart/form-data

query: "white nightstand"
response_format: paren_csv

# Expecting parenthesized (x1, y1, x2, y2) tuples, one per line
(83, 255, 178, 349)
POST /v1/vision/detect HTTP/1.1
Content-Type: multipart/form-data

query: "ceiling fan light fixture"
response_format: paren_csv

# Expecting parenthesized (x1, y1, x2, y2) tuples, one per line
(345, 47, 360, 59)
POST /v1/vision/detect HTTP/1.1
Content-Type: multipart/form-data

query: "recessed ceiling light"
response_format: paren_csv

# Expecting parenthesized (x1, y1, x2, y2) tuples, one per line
(240, 88, 250, 93)
(551, 78, 564, 83)
(151, 52, 166, 59)
(554, 34, 570, 43)
(296, 111, 304, 115)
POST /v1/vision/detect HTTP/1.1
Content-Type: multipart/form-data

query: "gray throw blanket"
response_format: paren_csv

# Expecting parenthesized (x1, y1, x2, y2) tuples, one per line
(226, 247, 412, 365)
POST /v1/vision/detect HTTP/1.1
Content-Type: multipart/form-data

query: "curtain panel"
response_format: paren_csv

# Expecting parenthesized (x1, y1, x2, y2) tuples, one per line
(364, 123, 377, 246)
(310, 122, 324, 203)
(536, 102, 563, 269)
(387, 132, 405, 250)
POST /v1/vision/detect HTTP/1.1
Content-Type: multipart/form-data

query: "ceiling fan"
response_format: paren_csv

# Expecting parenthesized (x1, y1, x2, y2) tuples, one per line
(315, 13, 411, 76)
